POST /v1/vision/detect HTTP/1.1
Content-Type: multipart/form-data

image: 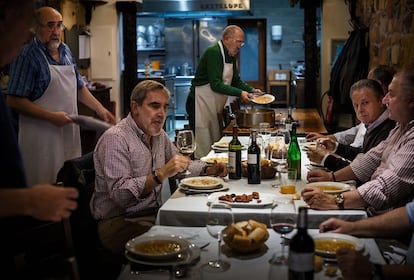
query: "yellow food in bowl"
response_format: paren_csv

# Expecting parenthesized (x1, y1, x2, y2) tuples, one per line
(134, 240, 182, 255)
(316, 185, 343, 191)
(314, 239, 355, 254)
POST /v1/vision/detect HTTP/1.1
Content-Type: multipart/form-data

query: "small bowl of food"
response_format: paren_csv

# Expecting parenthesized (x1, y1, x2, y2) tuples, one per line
(222, 219, 269, 253)
(313, 233, 364, 258)
(305, 181, 353, 194)
(241, 158, 276, 179)
(125, 235, 189, 260)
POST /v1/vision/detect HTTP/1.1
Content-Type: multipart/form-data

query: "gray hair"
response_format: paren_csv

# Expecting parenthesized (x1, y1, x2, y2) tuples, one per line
(130, 80, 170, 105)
(349, 79, 384, 100)
(222, 25, 243, 40)
(394, 69, 414, 100)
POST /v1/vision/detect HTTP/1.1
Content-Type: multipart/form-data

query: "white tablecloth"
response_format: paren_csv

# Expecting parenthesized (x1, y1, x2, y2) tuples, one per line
(156, 137, 367, 228)
(117, 226, 385, 280)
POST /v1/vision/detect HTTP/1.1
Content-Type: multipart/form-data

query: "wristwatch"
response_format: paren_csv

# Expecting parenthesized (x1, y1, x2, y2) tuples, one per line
(335, 193, 345, 210)
(152, 170, 162, 184)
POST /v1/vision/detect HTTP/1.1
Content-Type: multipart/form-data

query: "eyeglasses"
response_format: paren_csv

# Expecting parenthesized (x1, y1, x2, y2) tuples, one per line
(39, 21, 65, 31)
(233, 39, 245, 47)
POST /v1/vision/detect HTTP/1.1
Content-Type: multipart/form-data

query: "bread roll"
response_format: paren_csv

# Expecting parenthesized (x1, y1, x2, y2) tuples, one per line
(247, 227, 267, 243)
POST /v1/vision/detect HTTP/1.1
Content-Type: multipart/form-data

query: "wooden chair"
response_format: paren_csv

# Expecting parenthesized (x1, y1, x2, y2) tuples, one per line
(56, 152, 124, 279)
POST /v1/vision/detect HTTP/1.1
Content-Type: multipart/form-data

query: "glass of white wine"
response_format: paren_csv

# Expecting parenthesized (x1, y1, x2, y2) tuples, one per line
(176, 129, 196, 176)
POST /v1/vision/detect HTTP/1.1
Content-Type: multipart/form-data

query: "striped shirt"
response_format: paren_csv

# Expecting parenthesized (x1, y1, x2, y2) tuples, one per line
(351, 120, 414, 214)
(6, 38, 84, 101)
(90, 114, 206, 220)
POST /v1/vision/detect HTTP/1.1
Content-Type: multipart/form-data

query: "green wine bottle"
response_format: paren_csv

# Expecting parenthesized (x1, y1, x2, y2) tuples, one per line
(228, 125, 242, 179)
(287, 123, 301, 180)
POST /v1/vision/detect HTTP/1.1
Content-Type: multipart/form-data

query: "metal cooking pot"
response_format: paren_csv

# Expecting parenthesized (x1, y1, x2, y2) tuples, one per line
(236, 108, 275, 128)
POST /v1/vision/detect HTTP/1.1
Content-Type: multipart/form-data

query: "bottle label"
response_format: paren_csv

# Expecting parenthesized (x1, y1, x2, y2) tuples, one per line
(288, 252, 314, 271)
(285, 123, 292, 131)
(247, 154, 258, 164)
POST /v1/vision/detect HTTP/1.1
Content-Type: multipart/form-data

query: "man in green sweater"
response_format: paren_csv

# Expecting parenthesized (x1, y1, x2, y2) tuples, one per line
(186, 25, 262, 158)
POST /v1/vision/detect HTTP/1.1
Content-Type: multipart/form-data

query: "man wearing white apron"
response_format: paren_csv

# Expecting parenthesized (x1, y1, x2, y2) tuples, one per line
(6, 6, 115, 185)
(186, 25, 262, 158)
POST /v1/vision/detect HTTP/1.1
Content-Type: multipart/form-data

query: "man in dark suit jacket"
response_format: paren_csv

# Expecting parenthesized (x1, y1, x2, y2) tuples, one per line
(307, 79, 395, 171)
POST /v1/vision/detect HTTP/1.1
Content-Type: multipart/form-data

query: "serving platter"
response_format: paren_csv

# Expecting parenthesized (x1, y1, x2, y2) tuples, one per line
(207, 192, 276, 208)
(180, 176, 223, 190)
(200, 155, 229, 164)
(211, 142, 247, 151)
(312, 233, 365, 259)
(305, 181, 353, 194)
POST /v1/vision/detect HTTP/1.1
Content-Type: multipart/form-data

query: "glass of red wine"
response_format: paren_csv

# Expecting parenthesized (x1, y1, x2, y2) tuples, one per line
(176, 130, 196, 176)
(269, 204, 296, 264)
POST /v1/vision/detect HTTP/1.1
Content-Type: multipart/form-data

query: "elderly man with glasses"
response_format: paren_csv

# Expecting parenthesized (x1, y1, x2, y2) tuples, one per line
(6, 6, 115, 186)
(186, 25, 263, 158)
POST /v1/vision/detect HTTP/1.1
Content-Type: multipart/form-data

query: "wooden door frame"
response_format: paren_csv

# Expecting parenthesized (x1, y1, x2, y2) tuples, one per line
(227, 18, 267, 91)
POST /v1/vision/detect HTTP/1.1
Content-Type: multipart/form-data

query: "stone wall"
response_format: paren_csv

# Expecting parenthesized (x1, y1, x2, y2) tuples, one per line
(357, 0, 414, 69)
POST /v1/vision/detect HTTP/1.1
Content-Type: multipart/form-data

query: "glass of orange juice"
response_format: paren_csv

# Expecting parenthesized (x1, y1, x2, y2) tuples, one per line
(279, 168, 297, 194)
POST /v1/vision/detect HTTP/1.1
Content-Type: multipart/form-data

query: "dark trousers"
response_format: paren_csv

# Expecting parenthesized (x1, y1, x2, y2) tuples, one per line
(185, 96, 195, 134)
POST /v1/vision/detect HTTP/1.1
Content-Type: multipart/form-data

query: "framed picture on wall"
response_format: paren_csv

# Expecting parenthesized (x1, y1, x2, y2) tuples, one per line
(331, 39, 346, 66)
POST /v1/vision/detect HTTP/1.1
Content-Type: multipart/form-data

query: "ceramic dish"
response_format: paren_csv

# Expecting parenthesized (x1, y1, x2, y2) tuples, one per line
(207, 192, 276, 208)
(305, 181, 353, 194)
(180, 176, 223, 190)
(125, 243, 201, 266)
(178, 184, 229, 195)
(313, 233, 364, 258)
(125, 235, 190, 261)
(200, 155, 229, 164)
(251, 94, 275, 104)
(211, 143, 247, 151)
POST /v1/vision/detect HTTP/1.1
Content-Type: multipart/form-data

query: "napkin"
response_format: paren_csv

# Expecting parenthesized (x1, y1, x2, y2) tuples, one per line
(69, 114, 112, 132)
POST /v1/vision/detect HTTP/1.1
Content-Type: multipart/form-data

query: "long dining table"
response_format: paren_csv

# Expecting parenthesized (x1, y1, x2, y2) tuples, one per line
(117, 136, 384, 280)
(222, 108, 328, 136)
(117, 225, 385, 280)
(156, 136, 367, 229)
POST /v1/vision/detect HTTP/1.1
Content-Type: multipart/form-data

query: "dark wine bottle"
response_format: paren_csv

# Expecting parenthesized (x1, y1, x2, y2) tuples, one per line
(288, 207, 314, 280)
(285, 107, 294, 132)
(287, 122, 301, 179)
(247, 130, 261, 184)
(228, 125, 242, 179)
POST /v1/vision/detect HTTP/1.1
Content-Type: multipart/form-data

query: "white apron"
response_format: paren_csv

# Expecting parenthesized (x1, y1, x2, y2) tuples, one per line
(19, 51, 81, 185)
(195, 41, 233, 158)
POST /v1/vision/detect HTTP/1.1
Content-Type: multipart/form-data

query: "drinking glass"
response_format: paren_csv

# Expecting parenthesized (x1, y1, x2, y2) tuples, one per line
(205, 202, 234, 272)
(176, 130, 196, 175)
(259, 122, 271, 158)
(269, 206, 296, 265)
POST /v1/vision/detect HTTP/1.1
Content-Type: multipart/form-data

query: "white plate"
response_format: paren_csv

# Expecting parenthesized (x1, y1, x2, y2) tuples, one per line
(313, 233, 365, 258)
(178, 183, 229, 194)
(211, 143, 247, 151)
(305, 181, 352, 194)
(207, 192, 276, 208)
(180, 176, 223, 190)
(212, 141, 230, 148)
(303, 142, 317, 150)
(125, 235, 189, 260)
(200, 155, 228, 164)
(125, 243, 201, 266)
(251, 94, 275, 104)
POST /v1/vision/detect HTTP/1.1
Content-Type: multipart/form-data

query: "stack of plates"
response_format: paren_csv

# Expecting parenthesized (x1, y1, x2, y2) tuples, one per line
(211, 141, 247, 151)
(178, 176, 228, 194)
(125, 234, 201, 266)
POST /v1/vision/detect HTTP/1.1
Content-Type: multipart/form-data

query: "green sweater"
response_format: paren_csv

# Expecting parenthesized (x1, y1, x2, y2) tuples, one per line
(188, 41, 254, 99)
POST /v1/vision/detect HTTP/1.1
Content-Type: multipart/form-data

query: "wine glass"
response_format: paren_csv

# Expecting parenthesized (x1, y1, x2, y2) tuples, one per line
(259, 122, 271, 158)
(176, 130, 196, 175)
(205, 201, 234, 272)
(269, 205, 296, 264)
